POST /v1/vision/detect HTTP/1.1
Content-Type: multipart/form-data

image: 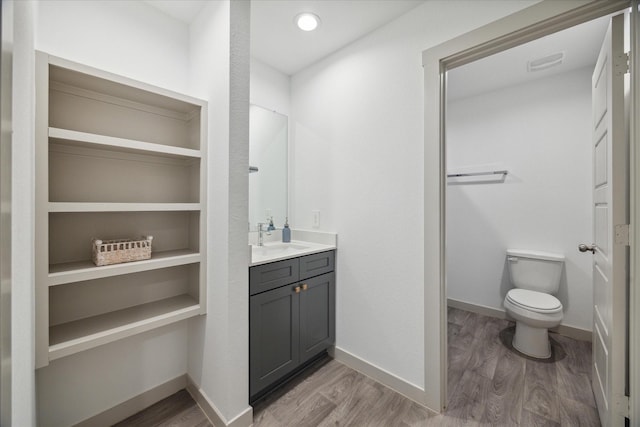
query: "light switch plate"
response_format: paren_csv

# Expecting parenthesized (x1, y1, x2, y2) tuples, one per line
(312, 210, 320, 228)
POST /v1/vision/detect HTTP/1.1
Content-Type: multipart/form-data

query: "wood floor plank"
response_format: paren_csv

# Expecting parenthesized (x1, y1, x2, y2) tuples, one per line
(448, 322, 462, 343)
(254, 357, 339, 420)
(352, 386, 409, 427)
(274, 393, 336, 427)
(523, 358, 560, 422)
(400, 401, 437, 426)
(464, 318, 505, 379)
(252, 407, 281, 427)
(553, 334, 592, 377)
(556, 365, 594, 408)
(553, 334, 597, 408)
(449, 312, 489, 351)
(444, 369, 492, 423)
(423, 413, 483, 426)
(448, 307, 471, 326)
(113, 390, 208, 427)
(558, 396, 601, 426)
(162, 406, 212, 427)
(317, 376, 383, 427)
(482, 344, 525, 425)
(447, 343, 473, 400)
(315, 363, 363, 405)
(521, 409, 561, 426)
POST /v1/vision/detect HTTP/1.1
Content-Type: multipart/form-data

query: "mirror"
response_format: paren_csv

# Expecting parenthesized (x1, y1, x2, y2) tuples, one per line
(249, 104, 288, 229)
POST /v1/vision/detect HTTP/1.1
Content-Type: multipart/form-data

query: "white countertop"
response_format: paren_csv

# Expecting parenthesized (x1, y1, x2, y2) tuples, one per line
(250, 240, 336, 266)
(248, 229, 337, 266)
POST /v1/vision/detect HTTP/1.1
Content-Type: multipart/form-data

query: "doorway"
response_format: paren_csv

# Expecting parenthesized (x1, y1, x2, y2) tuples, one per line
(421, 0, 637, 423)
(443, 15, 609, 424)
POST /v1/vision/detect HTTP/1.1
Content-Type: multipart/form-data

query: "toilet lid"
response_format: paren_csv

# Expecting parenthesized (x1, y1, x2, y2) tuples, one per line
(507, 289, 562, 313)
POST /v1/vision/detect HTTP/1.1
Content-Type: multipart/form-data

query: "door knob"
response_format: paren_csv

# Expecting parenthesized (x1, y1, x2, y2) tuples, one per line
(578, 243, 596, 254)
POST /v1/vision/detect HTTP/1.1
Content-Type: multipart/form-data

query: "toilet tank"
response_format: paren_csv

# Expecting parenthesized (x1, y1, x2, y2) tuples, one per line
(507, 249, 564, 294)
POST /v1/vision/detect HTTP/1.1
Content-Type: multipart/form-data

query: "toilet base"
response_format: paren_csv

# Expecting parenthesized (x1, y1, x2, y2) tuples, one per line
(512, 321, 551, 359)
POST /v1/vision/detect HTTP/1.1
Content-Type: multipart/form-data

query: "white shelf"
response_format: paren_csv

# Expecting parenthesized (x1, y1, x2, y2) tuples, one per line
(49, 127, 201, 159)
(36, 52, 207, 368)
(49, 250, 202, 286)
(49, 294, 201, 362)
(49, 202, 201, 212)
(48, 56, 204, 114)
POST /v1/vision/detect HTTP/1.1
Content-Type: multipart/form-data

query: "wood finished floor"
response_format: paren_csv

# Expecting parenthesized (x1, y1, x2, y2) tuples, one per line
(116, 308, 600, 426)
(444, 307, 599, 426)
(113, 389, 212, 427)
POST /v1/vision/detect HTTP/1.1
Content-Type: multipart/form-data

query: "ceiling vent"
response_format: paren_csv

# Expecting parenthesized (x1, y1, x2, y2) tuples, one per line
(527, 52, 565, 72)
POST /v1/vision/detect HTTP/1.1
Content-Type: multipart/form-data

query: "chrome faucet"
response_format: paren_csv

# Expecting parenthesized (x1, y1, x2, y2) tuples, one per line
(257, 223, 265, 246)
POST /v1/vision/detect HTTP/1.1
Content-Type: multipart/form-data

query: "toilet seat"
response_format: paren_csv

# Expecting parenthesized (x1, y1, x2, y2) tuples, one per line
(506, 289, 562, 314)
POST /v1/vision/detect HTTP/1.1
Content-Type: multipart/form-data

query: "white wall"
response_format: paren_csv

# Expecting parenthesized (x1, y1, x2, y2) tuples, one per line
(11, 1, 37, 424)
(290, 0, 538, 394)
(34, 2, 193, 425)
(250, 57, 290, 115)
(36, 0, 189, 93)
(187, 0, 251, 423)
(446, 67, 593, 331)
(36, 323, 188, 426)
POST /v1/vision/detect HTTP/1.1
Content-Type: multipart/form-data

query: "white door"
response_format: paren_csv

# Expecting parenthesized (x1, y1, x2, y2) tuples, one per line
(589, 12, 629, 427)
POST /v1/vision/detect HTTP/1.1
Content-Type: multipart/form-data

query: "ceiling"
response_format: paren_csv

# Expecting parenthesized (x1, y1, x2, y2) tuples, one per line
(146, 1, 612, 96)
(145, 0, 425, 76)
(144, 0, 207, 23)
(447, 15, 611, 101)
(250, 0, 425, 75)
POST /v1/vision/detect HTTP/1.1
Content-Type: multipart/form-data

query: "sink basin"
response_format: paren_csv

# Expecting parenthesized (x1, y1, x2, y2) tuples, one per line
(253, 242, 310, 256)
(249, 239, 336, 266)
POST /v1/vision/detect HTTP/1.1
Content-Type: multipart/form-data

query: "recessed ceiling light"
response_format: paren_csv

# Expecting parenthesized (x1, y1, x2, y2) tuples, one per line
(295, 12, 320, 32)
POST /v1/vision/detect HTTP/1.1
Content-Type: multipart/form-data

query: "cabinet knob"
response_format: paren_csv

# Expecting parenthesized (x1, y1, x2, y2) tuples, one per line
(302, 284, 308, 291)
(294, 286, 301, 293)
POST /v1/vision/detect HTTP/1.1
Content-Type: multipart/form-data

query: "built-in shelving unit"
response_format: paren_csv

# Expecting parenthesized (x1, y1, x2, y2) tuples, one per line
(35, 52, 208, 368)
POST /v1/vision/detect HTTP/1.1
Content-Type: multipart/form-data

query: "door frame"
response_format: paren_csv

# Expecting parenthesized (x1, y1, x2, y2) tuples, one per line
(421, 0, 637, 417)
(0, 0, 11, 425)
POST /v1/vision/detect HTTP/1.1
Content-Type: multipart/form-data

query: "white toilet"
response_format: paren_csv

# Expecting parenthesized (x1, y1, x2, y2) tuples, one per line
(503, 249, 564, 359)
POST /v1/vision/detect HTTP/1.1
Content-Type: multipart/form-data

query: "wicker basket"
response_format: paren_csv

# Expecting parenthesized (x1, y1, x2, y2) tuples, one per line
(92, 236, 153, 266)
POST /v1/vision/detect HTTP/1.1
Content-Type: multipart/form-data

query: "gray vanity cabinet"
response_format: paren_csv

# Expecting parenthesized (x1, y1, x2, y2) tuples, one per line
(249, 283, 300, 397)
(249, 251, 335, 402)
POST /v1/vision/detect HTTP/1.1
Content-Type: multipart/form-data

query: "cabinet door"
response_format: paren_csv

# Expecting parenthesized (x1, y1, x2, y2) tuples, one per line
(299, 272, 335, 364)
(249, 284, 300, 399)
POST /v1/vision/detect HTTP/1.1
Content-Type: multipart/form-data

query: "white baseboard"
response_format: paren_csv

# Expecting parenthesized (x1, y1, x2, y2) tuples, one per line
(331, 347, 431, 409)
(73, 375, 187, 427)
(186, 375, 253, 427)
(447, 298, 592, 342)
(551, 323, 592, 342)
(447, 298, 507, 320)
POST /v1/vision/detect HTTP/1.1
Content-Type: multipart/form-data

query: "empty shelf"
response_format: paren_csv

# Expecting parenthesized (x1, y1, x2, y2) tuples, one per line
(49, 202, 201, 212)
(49, 294, 201, 361)
(49, 127, 201, 159)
